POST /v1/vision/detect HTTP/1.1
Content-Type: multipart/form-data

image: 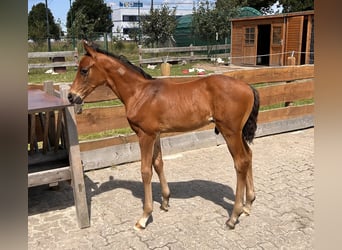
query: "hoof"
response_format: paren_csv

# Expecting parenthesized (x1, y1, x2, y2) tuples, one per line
(160, 203, 170, 211)
(133, 222, 145, 231)
(225, 219, 235, 230)
(160, 206, 169, 212)
(242, 207, 251, 216)
(134, 215, 152, 231)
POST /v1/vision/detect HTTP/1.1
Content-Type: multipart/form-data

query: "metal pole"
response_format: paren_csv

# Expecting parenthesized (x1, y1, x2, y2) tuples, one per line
(138, 0, 141, 44)
(70, 0, 76, 48)
(45, 0, 51, 51)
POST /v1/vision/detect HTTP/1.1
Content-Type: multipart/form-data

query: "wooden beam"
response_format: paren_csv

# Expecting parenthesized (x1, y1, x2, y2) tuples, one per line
(223, 65, 314, 84)
(28, 166, 71, 187)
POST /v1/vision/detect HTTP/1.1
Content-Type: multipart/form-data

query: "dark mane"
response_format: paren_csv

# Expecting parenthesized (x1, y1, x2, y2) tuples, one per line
(86, 44, 154, 80)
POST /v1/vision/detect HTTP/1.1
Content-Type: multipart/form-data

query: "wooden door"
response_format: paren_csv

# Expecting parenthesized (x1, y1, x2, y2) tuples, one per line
(242, 26, 257, 65)
(285, 16, 304, 65)
(270, 23, 285, 66)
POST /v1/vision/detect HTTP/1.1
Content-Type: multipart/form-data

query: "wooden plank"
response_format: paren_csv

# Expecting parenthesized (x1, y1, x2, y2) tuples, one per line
(28, 61, 78, 69)
(139, 55, 211, 64)
(79, 104, 314, 152)
(223, 65, 314, 84)
(28, 166, 71, 187)
(28, 51, 76, 58)
(80, 134, 138, 152)
(29, 114, 36, 153)
(285, 16, 304, 65)
(258, 80, 314, 106)
(80, 115, 313, 171)
(84, 84, 118, 102)
(75, 105, 128, 135)
(139, 44, 230, 53)
(75, 80, 314, 135)
(64, 104, 90, 228)
(79, 123, 215, 151)
(258, 104, 314, 124)
(28, 84, 59, 91)
(256, 115, 314, 137)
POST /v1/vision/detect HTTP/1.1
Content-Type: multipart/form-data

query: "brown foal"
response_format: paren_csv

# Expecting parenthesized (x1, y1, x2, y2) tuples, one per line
(68, 41, 260, 230)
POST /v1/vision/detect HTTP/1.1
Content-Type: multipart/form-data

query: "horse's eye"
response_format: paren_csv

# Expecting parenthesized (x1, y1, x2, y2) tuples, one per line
(80, 68, 88, 76)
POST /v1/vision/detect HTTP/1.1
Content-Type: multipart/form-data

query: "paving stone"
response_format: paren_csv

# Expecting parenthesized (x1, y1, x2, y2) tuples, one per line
(28, 128, 314, 250)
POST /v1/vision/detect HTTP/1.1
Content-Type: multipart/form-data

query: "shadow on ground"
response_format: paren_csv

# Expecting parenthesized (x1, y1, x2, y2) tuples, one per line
(28, 173, 235, 218)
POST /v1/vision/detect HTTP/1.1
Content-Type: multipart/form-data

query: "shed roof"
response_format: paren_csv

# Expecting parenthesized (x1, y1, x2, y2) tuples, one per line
(230, 10, 314, 22)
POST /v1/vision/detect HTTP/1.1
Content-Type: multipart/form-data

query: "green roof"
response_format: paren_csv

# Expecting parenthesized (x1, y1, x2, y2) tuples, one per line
(238, 7, 262, 17)
(174, 7, 261, 47)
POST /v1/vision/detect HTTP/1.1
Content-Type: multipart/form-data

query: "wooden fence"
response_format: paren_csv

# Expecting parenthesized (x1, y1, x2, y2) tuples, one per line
(138, 44, 230, 65)
(28, 49, 79, 70)
(28, 64, 314, 171)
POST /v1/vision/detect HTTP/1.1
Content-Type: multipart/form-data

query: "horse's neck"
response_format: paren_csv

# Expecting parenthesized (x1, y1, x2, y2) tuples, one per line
(105, 63, 147, 105)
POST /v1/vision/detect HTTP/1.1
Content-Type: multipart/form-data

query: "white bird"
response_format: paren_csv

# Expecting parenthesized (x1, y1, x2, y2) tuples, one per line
(217, 57, 225, 64)
(147, 64, 157, 69)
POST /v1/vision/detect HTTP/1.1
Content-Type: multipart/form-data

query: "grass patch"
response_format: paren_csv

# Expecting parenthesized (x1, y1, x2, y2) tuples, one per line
(260, 98, 314, 111)
(142, 62, 214, 77)
(78, 127, 133, 141)
(28, 61, 214, 83)
(82, 99, 123, 109)
(28, 67, 78, 84)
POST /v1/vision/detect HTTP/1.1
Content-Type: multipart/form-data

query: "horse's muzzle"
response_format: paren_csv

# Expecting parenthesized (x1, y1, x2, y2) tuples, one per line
(68, 93, 83, 104)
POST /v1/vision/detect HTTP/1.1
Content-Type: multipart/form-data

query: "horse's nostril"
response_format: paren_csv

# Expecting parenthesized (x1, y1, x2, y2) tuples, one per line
(67, 93, 73, 103)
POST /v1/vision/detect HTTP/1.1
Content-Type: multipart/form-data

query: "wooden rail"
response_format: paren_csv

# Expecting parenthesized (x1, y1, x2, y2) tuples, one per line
(28, 49, 79, 70)
(28, 65, 314, 170)
(138, 44, 230, 65)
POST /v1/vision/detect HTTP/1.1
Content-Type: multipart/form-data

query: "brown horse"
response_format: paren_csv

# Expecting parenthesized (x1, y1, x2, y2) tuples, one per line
(68, 40, 260, 230)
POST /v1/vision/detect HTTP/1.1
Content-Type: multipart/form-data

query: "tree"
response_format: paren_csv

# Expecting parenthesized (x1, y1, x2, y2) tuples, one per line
(239, 0, 276, 14)
(66, 0, 112, 40)
(278, 0, 314, 13)
(28, 3, 60, 43)
(141, 4, 177, 47)
(192, 0, 240, 45)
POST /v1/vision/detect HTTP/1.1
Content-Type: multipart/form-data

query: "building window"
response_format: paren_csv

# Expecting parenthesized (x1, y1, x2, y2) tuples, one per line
(245, 27, 255, 45)
(122, 15, 138, 22)
(272, 26, 282, 45)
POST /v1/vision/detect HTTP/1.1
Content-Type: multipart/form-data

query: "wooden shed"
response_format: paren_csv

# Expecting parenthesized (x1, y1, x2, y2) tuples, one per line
(230, 10, 314, 66)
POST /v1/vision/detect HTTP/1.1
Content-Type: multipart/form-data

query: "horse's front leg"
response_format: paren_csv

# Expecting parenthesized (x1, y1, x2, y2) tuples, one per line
(134, 133, 156, 230)
(153, 135, 170, 211)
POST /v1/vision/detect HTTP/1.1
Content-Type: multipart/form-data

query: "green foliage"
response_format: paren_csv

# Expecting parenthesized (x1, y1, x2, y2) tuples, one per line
(28, 3, 61, 42)
(278, 0, 314, 13)
(239, 0, 276, 14)
(192, 0, 240, 45)
(141, 4, 177, 47)
(66, 0, 112, 40)
(114, 40, 125, 51)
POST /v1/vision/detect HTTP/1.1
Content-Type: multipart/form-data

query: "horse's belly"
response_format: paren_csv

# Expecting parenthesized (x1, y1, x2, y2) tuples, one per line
(159, 114, 212, 133)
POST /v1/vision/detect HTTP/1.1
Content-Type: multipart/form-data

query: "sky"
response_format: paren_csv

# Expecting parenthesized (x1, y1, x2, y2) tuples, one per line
(28, 0, 282, 31)
(28, 0, 195, 31)
(28, 0, 73, 30)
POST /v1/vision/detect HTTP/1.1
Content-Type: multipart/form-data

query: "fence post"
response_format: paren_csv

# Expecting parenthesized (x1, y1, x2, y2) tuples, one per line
(190, 44, 194, 59)
(43, 81, 54, 95)
(138, 45, 142, 66)
(74, 47, 79, 69)
(60, 84, 83, 114)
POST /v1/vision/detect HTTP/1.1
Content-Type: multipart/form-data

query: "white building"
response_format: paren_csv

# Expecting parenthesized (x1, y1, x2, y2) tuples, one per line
(107, 1, 193, 40)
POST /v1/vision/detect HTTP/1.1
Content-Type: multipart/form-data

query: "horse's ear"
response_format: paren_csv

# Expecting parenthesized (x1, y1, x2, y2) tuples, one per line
(83, 40, 96, 58)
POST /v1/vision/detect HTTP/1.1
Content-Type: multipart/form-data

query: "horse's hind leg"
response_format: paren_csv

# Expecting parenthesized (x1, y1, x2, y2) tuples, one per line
(152, 135, 170, 211)
(242, 140, 255, 216)
(220, 131, 251, 229)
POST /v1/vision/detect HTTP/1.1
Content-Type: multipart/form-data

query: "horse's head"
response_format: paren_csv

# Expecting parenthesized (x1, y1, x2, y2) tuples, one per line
(68, 40, 108, 104)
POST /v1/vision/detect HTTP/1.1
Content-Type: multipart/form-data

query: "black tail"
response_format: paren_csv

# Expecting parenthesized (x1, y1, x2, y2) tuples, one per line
(242, 86, 260, 144)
